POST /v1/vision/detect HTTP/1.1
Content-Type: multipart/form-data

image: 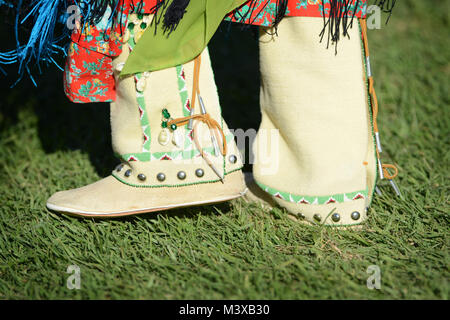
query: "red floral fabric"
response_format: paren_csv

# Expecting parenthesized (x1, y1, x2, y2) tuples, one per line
(64, 0, 367, 103)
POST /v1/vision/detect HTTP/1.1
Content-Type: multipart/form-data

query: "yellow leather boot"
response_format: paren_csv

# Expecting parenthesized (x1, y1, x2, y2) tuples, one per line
(251, 17, 378, 226)
(47, 14, 246, 217)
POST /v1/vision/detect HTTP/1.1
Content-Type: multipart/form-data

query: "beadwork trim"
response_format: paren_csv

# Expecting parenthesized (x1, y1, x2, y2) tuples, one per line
(127, 24, 151, 153)
(117, 134, 234, 162)
(112, 166, 243, 188)
(124, 18, 227, 164)
(176, 64, 197, 152)
(255, 181, 368, 205)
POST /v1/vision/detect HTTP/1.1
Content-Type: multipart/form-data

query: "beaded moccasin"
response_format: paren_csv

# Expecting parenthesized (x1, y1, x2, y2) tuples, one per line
(47, 14, 246, 217)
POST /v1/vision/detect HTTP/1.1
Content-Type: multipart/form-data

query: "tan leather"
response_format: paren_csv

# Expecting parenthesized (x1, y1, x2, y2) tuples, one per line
(47, 171, 245, 217)
(251, 17, 376, 226)
(110, 44, 244, 186)
(47, 15, 246, 217)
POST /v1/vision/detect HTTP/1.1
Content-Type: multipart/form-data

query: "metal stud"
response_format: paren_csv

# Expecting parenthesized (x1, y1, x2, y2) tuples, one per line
(331, 213, 341, 222)
(137, 174, 146, 181)
(313, 214, 322, 222)
(177, 171, 186, 180)
(115, 164, 124, 172)
(351, 211, 361, 220)
(156, 173, 166, 182)
(124, 169, 132, 177)
(195, 168, 204, 178)
(228, 155, 237, 164)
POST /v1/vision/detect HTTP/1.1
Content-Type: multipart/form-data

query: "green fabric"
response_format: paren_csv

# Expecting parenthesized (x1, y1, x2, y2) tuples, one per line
(121, 0, 247, 76)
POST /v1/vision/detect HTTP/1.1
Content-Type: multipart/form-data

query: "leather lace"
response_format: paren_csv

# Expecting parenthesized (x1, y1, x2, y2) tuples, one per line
(167, 55, 227, 158)
(360, 18, 399, 182)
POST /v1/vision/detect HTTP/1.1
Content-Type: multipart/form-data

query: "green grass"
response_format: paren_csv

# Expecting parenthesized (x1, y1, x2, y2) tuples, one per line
(0, 0, 448, 299)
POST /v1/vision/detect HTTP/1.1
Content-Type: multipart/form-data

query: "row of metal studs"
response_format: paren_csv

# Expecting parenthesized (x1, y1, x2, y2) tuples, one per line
(114, 154, 238, 183)
(116, 164, 205, 182)
(297, 211, 361, 222)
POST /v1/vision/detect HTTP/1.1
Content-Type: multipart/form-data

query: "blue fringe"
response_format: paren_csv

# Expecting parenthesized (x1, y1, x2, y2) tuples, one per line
(0, 0, 197, 85)
(0, 0, 123, 86)
(0, 0, 74, 86)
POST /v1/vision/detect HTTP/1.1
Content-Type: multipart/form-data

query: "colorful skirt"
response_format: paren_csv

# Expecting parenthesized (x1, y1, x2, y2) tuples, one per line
(64, 0, 367, 103)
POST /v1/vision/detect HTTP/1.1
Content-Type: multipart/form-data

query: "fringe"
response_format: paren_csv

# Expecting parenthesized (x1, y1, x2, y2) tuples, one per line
(231, 0, 288, 33)
(161, 0, 190, 36)
(79, 0, 114, 25)
(373, 0, 396, 23)
(319, 0, 361, 54)
(272, 0, 289, 28)
(0, 0, 72, 86)
(144, 0, 287, 37)
(0, 0, 394, 83)
(88, 0, 191, 37)
(78, 0, 125, 37)
(0, 0, 13, 8)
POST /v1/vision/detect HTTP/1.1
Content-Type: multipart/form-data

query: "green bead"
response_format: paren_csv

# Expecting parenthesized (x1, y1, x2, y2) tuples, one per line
(140, 22, 147, 29)
(170, 124, 177, 131)
(162, 108, 170, 119)
(127, 22, 135, 30)
(137, 13, 144, 20)
(161, 121, 167, 128)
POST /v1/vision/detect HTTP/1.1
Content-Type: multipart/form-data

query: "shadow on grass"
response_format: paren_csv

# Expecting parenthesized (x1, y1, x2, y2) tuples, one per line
(0, 22, 261, 176)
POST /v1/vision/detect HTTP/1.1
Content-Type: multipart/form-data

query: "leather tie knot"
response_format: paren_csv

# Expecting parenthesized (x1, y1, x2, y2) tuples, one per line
(167, 112, 227, 156)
